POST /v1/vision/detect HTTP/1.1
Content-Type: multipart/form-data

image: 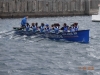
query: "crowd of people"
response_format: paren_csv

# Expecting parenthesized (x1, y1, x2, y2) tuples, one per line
(21, 16, 79, 33)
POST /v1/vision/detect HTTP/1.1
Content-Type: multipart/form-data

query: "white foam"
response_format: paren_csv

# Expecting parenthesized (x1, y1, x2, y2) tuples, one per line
(9, 35, 13, 39)
(90, 35, 97, 39)
(29, 41, 34, 43)
(88, 53, 98, 59)
(86, 45, 95, 51)
(23, 35, 27, 38)
(0, 31, 6, 34)
(31, 36, 36, 38)
(23, 38, 26, 40)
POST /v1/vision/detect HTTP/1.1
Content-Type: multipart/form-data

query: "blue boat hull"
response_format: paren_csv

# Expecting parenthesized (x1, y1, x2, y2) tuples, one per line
(13, 28, 89, 43)
(42, 30, 89, 43)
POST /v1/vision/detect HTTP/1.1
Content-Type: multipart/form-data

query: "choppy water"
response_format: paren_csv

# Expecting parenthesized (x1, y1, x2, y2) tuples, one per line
(0, 16, 100, 75)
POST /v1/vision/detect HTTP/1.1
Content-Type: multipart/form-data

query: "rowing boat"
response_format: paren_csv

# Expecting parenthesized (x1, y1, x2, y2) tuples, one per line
(13, 27, 89, 43)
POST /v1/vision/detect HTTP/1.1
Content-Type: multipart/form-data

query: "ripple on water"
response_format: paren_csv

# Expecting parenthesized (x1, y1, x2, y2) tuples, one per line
(0, 16, 100, 75)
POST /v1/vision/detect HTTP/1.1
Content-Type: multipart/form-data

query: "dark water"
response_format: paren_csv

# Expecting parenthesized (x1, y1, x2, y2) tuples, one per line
(0, 16, 100, 75)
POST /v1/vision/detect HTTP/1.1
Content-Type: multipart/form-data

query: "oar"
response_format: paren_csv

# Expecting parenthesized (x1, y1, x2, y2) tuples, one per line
(1, 31, 14, 37)
(31, 33, 46, 42)
(35, 38, 45, 42)
(0, 30, 14, 35)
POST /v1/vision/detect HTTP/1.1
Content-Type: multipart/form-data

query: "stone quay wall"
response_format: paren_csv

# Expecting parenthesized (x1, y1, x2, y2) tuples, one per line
(0, 0, 100, 18)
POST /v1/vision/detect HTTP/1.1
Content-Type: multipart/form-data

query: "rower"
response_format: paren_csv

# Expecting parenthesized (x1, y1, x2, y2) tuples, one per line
(69, 24, 75, 32)
(74, 23, 79, 31)
(21, 16, 28, 29)
(35, 22, 39, 31)
(61, 23, 68, 32)
(54, 23, 60, 29)
(39, 23, 45, 33)
(31, 23, 37, 33)
(50, 24, 55, 33)
(54, 26, 59, 33)
(26, 23, 30, 31)
(45, 24, 50, 33)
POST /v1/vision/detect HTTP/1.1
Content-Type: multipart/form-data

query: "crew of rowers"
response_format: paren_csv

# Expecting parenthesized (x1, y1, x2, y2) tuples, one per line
(24, 22, 79, 33)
